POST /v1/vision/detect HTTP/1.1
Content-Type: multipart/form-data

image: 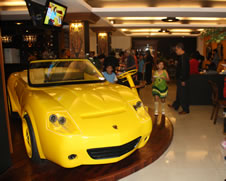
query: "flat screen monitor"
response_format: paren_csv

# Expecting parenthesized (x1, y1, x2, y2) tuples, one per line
(43, 1, 67, 28)
(26, 0, 46, 27)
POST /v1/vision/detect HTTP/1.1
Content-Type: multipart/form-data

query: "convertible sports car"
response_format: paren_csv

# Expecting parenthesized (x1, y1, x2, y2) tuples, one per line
(7, 59, 152, 168)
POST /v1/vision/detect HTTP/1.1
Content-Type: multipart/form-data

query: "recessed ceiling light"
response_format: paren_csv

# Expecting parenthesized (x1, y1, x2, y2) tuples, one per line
(16, 22, 23, 25)
(159, 29, 170, 33)
(162, 17, 180, 22)
(110, 20, 115, 24)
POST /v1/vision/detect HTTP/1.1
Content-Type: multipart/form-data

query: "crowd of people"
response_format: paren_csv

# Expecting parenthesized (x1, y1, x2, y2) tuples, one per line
(189, 48, 226, 75)
(86, 44, 226, 118)
(87, 49, 154, 85)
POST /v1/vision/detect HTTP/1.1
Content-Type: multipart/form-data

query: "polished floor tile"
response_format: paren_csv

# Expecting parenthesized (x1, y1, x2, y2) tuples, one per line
(120, 83, 226, 181)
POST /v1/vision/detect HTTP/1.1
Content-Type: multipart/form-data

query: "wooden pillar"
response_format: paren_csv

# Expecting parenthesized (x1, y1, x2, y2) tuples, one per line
(69, 21, 85, 58)
(91, 27, 116, 56)
(97, 32, 108, 56)
(64, 12, 100, 58)
(0, 28, 12, 173)
(84, 21, 90, 55)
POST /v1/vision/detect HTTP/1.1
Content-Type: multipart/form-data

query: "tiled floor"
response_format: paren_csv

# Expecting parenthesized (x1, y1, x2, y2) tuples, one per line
(121, 83, 226, 181)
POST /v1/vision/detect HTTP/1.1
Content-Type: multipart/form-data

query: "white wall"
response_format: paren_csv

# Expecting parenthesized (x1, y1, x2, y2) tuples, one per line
(111, 36, 131, 50)
(197, 36, 204, 56)
(89, 29, 97, 53)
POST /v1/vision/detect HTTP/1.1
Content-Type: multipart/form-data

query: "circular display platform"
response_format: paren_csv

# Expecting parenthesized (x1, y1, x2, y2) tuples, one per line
(0, 114, 173, 181)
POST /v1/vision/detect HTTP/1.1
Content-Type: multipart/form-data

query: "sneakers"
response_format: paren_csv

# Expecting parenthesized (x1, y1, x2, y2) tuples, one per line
(223, 112, 226, 118)
(154, 111, 165, 116)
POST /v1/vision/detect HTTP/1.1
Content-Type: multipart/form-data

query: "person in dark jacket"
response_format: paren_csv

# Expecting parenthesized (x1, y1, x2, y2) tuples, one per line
(169, 43, 190, 114)
(124, 49, 136, 71)
(103, 51, 119, 72)
(144, 50, 154, 84)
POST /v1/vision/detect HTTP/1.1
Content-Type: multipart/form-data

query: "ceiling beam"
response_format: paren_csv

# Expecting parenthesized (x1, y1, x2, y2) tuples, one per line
(64, 12, 100, 24)
(92, 7, 226, 17)
(91, 26, 116, 32)
(113, 24, 226, 28)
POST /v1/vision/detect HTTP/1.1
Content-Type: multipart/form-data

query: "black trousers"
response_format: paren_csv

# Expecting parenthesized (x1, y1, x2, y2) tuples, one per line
(145, 67, 152, 84)
(172, 80, 190, 113)
(138, 72, 144, 81)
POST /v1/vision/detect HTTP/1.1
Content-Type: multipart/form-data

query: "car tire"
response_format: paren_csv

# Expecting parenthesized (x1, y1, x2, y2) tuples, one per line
(23, 114, 41, 162)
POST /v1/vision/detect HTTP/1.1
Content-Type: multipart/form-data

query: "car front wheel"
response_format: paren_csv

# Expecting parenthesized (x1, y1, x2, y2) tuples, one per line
(22, 114, 41, 162)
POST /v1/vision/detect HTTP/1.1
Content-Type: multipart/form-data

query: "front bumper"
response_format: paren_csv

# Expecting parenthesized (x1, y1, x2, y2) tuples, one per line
(41, 131, 150, 168)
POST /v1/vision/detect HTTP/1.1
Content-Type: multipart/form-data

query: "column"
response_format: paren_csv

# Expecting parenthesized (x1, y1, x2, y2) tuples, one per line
(64, 12, 100, 58)
(91, 27, 115, 56)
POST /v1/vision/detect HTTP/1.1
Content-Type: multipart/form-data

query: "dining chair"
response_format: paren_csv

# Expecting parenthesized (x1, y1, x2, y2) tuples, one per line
(208, 80, 226, 124)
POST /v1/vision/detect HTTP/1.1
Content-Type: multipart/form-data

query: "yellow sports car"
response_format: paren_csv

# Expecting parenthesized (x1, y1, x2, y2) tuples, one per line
(7, 59, 152, 168)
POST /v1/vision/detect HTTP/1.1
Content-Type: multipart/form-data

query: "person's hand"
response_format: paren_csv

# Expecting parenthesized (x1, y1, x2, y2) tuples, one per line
(181, 81, 186, 86)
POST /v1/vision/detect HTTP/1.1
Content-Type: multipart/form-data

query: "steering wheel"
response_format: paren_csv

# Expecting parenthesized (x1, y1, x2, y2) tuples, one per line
(118, 69, 137, 79)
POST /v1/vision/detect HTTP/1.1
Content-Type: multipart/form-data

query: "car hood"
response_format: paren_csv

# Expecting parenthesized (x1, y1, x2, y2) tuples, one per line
(34, 82, 148, 138)
(39, 82, 138, 115)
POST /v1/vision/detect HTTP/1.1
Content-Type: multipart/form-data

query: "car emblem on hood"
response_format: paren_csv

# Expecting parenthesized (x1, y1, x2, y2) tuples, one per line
(112, 125, 118, 130)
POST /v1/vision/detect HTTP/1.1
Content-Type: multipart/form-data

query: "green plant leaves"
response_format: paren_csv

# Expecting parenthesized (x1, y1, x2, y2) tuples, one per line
(202, 28, 226, 43)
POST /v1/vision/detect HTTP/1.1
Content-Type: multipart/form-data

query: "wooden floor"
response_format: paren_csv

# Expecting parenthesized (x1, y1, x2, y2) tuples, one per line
(0, 114, 173, 181)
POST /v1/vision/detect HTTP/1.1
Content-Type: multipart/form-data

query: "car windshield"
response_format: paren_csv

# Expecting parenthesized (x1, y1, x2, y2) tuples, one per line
(28, 59, 105, 86)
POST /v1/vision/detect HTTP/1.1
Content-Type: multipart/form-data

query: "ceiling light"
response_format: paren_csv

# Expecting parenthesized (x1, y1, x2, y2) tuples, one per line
(0, 1, 26, 6)
(162, 17, 180, 22)
(16, 22, 23, 25)
(98, 33, 107, 37)
(120, 29, 128, 32)
(129, 29, 160, 33)
(120, 17, 165, 20)
(170, 29, 192, 32)
(2, 36, 12, 43)
(184, 17, 220, 21)
(159, 29, 170, 33)
(110, 20, 115, 24)
(127, 32, 197, 37)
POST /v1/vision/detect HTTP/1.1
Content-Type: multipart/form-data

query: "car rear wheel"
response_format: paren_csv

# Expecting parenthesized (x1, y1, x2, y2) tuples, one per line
(22, 114, 41, 162)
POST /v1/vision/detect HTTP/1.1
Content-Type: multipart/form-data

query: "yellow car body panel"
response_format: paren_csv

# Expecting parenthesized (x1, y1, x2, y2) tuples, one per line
(7, 59, 152, 168)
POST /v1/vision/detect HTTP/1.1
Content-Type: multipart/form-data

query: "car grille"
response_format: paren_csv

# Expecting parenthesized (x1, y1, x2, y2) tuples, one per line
(87, 137, 141, 160)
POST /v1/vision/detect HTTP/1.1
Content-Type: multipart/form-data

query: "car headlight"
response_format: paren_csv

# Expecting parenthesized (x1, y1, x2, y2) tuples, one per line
(49, 114, 58, 123)
(130, 100, 150, 121)
(58, 116, 66, 125)
(47, 112, 78, 135)
(133, 101, 143, 111)
(49, 114, 67, 125)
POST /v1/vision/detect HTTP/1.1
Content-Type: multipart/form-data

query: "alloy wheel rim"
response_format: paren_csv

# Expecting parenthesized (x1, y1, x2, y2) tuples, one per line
(22, 120, 32, 158)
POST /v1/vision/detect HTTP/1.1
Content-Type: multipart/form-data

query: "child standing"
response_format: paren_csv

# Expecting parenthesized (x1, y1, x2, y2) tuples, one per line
(138, 54, 145, 81)
(152, 61, 170, 115)
(102, 65, 118, 83)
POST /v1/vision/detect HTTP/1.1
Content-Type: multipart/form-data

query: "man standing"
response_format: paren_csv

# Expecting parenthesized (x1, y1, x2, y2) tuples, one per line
(169, 43, 190, 114)
(124, 49, 136, 71)
(144, 50, 154, 85)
